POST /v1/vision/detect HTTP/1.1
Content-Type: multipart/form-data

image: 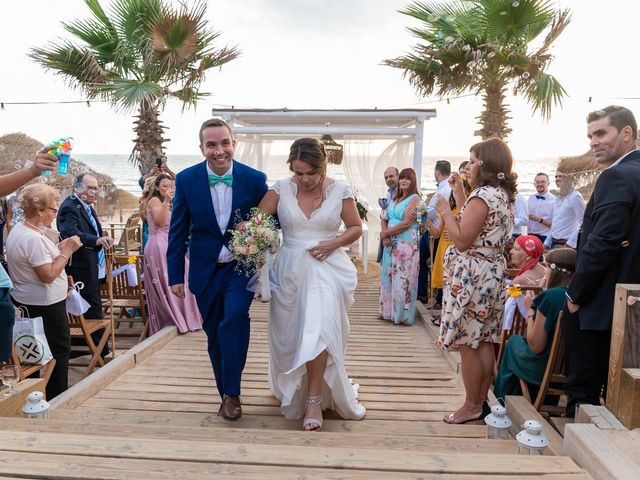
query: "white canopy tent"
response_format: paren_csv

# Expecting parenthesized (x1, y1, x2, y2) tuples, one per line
(212, 108, 437, 203)
(211, 108, 437, 266)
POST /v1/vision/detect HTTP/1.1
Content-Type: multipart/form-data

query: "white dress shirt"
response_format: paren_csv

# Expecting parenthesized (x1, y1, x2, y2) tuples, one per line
(206, 163, 235, 263)
(76, 195, 105, 279)
(514, 194, 529, 235)
(547, 189, 585, 245)
(427, 177, 452, 209)
(527, 191, 555, 236)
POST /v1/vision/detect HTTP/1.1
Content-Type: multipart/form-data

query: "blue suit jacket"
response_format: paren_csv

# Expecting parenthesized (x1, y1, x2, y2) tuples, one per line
(167, 160, 268, 296)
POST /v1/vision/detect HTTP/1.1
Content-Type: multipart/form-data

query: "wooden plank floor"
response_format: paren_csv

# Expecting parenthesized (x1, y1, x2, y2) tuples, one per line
(0, 279, 592, 479)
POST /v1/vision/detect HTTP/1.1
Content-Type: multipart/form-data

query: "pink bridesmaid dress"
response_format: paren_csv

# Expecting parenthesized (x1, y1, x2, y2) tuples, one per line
(144, 209, 202, 334)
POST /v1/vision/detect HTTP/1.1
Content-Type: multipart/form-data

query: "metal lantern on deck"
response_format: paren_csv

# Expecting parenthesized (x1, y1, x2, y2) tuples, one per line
(22, 391, 49, 420)
(516, 420, 549, 454)
(484, 404, 512, 439)
(320, 134, 344, 165)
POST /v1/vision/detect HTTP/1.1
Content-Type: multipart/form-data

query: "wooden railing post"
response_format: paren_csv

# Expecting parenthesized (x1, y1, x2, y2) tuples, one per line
(606, 283, 640, 428)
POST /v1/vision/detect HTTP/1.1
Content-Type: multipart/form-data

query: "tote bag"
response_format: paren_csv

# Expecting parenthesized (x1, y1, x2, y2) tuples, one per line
(12, 307, 53, 365)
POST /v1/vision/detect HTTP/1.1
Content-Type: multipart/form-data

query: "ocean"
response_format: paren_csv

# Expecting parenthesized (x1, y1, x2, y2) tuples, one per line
(75, 153, 561, 199)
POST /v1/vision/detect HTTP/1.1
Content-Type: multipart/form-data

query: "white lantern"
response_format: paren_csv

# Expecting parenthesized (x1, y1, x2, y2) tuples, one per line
(484, 404, 512, 439)
(516, 420, 549, 454)
(22, 391, 49, 420)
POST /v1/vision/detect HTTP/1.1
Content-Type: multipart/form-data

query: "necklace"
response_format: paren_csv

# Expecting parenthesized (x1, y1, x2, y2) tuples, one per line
(23, 221, 43, 233)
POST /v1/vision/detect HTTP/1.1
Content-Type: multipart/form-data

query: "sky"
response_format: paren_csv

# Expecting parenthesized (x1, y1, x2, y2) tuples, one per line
(0, 0, 639, 160)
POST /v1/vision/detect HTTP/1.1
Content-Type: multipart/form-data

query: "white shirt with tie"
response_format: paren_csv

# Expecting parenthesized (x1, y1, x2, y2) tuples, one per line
(75, 195, 106, 279)
(206, 163, 235, 263)
(527, 191, 555, 236)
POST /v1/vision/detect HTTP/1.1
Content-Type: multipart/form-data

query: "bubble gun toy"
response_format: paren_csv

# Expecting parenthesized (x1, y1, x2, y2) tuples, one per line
(43, 137, 73, 175)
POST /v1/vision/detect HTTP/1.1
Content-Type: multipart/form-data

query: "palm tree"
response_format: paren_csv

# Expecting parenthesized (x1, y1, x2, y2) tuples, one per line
(30, 0, 239, 173)
(385, 0, 570, 139)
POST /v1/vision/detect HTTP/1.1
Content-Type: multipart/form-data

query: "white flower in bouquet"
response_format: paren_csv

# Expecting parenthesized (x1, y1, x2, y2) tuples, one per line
(230, 208, 280, 276)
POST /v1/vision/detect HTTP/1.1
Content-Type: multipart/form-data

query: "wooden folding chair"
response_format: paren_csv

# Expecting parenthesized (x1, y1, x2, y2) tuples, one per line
(101, 254, 148, 342)
(111, 213, 142, 256)
(67, 276, 113, 376)
(495, 286, 542, 374)
(519, 311, 566, 414)
(9, 344, 56, 387)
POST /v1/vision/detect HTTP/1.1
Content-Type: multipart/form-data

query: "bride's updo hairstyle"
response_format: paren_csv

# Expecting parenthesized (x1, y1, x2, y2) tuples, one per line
(287, 137, 328, 176)
(470, 137, 518, 204)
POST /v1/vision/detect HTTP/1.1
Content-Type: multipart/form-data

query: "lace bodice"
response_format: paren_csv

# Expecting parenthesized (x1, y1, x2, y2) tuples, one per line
(271, 178, 353, 249)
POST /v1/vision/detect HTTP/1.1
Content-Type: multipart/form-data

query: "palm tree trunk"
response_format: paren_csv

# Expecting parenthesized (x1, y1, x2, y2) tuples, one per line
(131, 102, 167, 175)
(474, 84, 512, 140)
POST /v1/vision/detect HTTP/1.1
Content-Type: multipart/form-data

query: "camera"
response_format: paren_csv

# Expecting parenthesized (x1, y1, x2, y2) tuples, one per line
(155, 158, 163, 168)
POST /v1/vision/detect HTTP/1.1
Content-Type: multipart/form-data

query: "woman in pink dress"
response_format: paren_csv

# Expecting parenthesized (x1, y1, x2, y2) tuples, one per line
(143, 174, 202, 334)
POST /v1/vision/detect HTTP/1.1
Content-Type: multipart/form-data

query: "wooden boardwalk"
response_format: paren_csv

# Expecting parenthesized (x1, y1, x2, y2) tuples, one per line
(0, 279, 592, 479)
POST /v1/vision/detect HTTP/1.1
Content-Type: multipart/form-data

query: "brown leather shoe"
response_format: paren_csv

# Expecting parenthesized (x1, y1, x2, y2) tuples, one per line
(218, 394, 242, 421)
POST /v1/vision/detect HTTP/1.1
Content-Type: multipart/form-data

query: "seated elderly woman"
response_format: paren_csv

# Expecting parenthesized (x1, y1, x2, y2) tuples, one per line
(6, 184, 82, 399)
(509, 235, 546, 287)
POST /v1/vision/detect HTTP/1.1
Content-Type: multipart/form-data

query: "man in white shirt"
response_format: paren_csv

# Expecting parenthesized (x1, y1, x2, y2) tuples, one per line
(513, 193, 529, 237)
(418, 160, 451, 304)
(546, 173, 585, 249)
(377, 167, 398, 263)
(527, 172, 555, 243)
(168, 118, 269, 421)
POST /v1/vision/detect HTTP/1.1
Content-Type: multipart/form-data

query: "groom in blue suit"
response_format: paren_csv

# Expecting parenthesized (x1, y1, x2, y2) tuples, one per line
(167, 118, 268, 420)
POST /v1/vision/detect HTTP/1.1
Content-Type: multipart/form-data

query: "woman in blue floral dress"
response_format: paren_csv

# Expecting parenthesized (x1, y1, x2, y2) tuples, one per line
(435, 138, 516, 424)
(379, 168, 422, 325)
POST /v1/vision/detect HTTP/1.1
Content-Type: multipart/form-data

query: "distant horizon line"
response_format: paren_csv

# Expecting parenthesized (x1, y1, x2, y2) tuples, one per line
(74, 152, 562, 162)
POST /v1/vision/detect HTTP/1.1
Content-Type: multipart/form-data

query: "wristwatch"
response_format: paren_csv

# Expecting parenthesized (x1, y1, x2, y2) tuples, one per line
(539, 218, 544, 224)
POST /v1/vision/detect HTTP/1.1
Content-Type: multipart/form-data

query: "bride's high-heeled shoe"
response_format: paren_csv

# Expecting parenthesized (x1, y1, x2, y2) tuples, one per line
(303, 395, 323, 431)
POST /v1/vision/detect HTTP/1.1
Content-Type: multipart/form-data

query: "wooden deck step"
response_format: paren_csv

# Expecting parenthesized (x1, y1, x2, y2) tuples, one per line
(0, 276, 592, 479)
(0, 451, 593, 480)
(0, 416, 513, 453)
(0, 429, 585, 476)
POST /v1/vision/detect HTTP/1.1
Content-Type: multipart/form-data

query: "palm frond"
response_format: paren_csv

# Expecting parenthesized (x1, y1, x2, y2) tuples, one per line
(93, 78, 164, 112)
(481, 0, 555, 42)
(523, 72, 566, 119)
(30, 42, 108, 90)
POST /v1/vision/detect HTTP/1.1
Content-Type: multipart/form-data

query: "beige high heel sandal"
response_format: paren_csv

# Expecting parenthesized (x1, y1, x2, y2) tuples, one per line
(303, 395, 323, 431)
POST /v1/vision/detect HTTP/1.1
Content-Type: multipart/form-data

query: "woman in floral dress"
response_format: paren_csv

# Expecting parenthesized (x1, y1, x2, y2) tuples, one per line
(435, 138, 516, 424)
(379, 168, 422, 325)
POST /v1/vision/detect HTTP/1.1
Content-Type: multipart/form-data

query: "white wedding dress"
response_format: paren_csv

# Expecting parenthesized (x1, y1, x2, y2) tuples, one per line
(268, 178, 366, 420)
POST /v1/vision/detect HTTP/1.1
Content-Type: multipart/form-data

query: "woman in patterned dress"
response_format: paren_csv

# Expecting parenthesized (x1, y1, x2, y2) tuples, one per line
(378, 168, 422, 325)
(436, 138, 517, 424)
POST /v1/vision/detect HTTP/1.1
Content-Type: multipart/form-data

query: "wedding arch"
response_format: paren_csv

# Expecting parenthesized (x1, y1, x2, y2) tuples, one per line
(211, 108, 437, 211)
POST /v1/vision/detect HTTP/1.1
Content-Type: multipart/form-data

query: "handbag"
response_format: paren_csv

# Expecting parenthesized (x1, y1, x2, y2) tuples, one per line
(12, 307, 54, 365)
(66, 281, 91, 315)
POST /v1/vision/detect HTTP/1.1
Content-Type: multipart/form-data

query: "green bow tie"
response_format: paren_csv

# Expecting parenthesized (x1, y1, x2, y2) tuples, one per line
(208, 173, 233, 186)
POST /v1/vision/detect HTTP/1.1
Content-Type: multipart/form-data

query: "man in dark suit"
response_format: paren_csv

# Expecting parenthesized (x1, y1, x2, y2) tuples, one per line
(168, 118, 268, 421)
(564, 105, 640, 417)
(57, 174, 114, 353)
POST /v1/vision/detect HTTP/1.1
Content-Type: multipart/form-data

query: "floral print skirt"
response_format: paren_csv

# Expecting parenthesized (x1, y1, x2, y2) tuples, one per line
(378, 235, 420, 325)
(438, 247, 507, 349)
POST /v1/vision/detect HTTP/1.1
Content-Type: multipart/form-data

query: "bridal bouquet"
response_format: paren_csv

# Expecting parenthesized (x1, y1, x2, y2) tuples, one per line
(230, 207, 280, 272)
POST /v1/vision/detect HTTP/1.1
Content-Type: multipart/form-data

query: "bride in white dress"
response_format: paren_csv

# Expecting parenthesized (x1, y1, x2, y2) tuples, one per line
(258, 137, 366, 430)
